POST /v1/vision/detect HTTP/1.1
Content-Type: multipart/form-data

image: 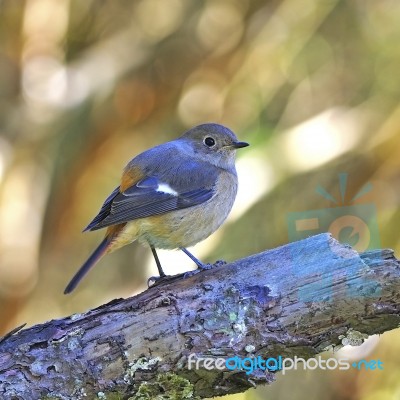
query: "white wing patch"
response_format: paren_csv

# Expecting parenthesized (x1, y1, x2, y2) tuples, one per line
(157, 183, 178, 196)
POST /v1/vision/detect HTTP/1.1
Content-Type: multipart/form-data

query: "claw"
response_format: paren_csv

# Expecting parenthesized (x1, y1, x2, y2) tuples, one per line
(149, 259, 228, 285)
(197, 262, 213, 271)
(183, 261, 220, 279)
(147, 275, 165, 287)
(213, 260, 227, 267)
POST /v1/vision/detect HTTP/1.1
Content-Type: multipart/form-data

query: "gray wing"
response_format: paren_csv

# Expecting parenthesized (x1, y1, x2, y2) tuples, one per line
(84, 161, 219, 231)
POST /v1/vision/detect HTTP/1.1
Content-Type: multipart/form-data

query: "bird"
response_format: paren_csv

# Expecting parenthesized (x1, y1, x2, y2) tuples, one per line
(64, 123, 248, 294)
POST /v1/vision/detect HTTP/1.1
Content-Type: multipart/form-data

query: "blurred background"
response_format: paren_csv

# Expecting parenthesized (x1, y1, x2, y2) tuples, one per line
(0, 0, 399, 399)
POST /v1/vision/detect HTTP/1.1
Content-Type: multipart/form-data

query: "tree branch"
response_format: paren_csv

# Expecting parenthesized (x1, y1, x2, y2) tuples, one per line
(1, 233, 399, 399)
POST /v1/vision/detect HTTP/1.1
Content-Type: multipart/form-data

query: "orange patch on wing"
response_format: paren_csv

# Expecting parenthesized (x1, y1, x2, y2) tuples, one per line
(120, 165, 145, 191)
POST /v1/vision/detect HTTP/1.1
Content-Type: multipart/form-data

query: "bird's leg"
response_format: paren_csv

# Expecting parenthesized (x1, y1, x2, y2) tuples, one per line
(150, 246, 166, 277)
(180, 247, 209, 269)
(147, 246, 167, 287)
(181, 247, 227, 268)
(180, 248, 227, 279)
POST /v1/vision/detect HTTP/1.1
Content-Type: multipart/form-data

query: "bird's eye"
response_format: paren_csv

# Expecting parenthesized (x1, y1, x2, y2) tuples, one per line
(204, 137, 216, 147)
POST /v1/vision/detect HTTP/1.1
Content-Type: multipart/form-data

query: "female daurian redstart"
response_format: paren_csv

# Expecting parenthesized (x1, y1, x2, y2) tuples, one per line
(64, 123, 248, 294)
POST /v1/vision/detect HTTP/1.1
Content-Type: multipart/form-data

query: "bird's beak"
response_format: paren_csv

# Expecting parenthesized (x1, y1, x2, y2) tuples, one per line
(232, 141, 249, 149)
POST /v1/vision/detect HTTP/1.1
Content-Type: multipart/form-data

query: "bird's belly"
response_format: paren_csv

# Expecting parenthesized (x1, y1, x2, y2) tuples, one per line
(137, 183, 237, 249)
(135, 205, 219, 248)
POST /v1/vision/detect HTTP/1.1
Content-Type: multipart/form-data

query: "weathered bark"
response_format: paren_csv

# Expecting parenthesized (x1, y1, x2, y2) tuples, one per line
(0, 233, 399, 399)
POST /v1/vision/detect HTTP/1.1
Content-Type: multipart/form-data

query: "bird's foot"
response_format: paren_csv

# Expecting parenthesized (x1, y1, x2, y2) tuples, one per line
(183, 259, 227, 278)
(148, 260, 228, 284)
(213, 259, 227, 268)
(147, 274, 168, 288)
(183, 265, 210, 279)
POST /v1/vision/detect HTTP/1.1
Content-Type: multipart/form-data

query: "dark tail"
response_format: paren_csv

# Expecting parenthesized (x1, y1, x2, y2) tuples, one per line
(64, 237, 110, 294)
